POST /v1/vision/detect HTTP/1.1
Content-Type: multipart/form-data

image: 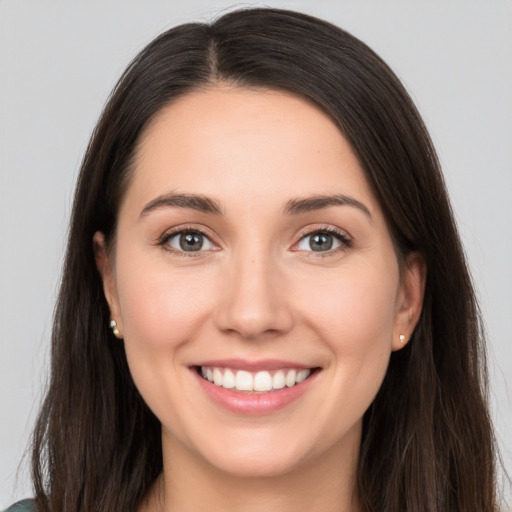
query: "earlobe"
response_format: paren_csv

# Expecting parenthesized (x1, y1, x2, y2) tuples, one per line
(93, 231, 122, 336)
(392, 252, 426, 351)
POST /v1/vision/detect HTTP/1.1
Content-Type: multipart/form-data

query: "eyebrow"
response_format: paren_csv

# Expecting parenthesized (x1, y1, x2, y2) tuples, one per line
(140, 193, 224, 218)
(283, 194, 372, 220)
(139, 192, 372, 220)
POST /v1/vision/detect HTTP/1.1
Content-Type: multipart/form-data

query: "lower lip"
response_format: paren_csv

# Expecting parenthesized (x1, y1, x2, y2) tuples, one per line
(192, 368, 319, 416)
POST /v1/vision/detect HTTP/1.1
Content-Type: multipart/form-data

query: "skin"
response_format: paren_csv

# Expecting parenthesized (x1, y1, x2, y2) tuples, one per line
(95, 86, 425, 512)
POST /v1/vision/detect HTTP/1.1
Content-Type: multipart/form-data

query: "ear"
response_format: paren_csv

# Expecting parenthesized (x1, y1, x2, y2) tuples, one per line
(392, 252, 426, 351)
(93, 231, 122, 337)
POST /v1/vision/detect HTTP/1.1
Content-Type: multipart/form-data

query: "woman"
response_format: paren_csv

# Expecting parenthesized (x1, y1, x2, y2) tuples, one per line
(5, 7, 499, 512)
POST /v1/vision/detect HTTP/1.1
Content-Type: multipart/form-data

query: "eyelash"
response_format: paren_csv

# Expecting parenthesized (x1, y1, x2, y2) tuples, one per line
(157, 225, 352, 258)
(157, 225, 216, 258)
(294, 226, 353, 257)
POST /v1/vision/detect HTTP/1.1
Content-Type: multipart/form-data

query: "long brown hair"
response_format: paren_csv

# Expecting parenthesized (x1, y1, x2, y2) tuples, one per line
(31, 8, 499, 511)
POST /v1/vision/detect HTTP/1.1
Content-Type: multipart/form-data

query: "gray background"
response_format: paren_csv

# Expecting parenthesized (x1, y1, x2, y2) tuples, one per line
(1, 0, 511, 507)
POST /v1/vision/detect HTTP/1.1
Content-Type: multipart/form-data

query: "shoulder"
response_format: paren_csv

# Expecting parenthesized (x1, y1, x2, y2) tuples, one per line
(2, 499, 36, 512)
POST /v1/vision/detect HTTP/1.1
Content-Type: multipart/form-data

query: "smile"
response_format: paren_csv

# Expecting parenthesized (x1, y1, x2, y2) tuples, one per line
(199, 366, 312, 393)
(191, 361, 320, 415)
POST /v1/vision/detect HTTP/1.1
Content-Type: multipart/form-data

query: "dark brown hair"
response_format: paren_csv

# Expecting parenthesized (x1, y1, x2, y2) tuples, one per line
(31, 8, 499, 512)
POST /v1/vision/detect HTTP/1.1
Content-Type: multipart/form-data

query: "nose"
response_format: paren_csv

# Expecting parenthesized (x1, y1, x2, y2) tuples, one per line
(213, 247, 294, 341)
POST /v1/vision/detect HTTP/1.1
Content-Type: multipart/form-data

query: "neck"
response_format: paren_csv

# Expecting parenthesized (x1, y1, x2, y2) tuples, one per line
(142, 427, 362, 512)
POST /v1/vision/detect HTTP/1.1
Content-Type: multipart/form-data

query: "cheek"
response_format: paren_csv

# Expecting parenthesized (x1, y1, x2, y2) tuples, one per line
(299, 266, 399, 351)
(295, 260, 399, 410)
(113, 257, 218, 424)
(113, 254, 219, 413)
(116, 260, 215, 350)
(299, 266, 399, 431)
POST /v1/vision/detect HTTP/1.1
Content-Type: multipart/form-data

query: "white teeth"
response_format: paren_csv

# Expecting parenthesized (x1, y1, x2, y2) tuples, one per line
(296, 369, 310, 383)
(272, 370, 286, 389)
(253, 371, 273, 391)
(200, 366, 313, 392)
(213, 368, 223, 386)
(222, 369, 236, 389)
(235, 370, 253, 391)
(285, 369, 296, 387)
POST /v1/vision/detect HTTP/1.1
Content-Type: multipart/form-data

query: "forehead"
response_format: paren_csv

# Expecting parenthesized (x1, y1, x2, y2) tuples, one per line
(124, 86, 380, 218)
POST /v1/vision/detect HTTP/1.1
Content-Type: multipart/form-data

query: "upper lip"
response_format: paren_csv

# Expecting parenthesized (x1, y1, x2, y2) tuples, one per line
(191, 359, 316, 371)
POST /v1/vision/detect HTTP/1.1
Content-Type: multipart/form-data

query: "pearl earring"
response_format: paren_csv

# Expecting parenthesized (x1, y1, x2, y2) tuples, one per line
(110, 320, 120, 337)
(399, 334, 405, 344)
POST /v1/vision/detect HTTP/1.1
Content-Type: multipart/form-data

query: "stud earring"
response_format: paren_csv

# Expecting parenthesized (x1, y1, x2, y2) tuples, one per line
(399, 334, 405, 344)
(109, 320, 120, 337)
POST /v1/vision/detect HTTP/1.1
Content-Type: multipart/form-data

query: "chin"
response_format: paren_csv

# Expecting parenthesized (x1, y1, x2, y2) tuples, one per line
(190, 426, 330, 479)
(206, 449, 309, 479)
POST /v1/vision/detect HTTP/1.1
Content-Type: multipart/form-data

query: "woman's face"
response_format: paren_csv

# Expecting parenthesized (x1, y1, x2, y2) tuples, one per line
(96, 87, 424, 478)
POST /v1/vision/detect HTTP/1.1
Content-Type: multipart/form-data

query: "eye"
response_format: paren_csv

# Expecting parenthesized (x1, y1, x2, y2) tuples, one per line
(295, 228, 351, 253)
(165, 230, 216, 253)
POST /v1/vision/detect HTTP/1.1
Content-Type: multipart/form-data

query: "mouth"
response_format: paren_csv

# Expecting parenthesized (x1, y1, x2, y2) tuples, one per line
(190, 359, 321, 415)
(194, 365, 319, 394)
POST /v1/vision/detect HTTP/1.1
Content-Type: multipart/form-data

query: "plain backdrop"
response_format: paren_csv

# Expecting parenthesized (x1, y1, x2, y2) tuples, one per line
(1, 0, 511, 507)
